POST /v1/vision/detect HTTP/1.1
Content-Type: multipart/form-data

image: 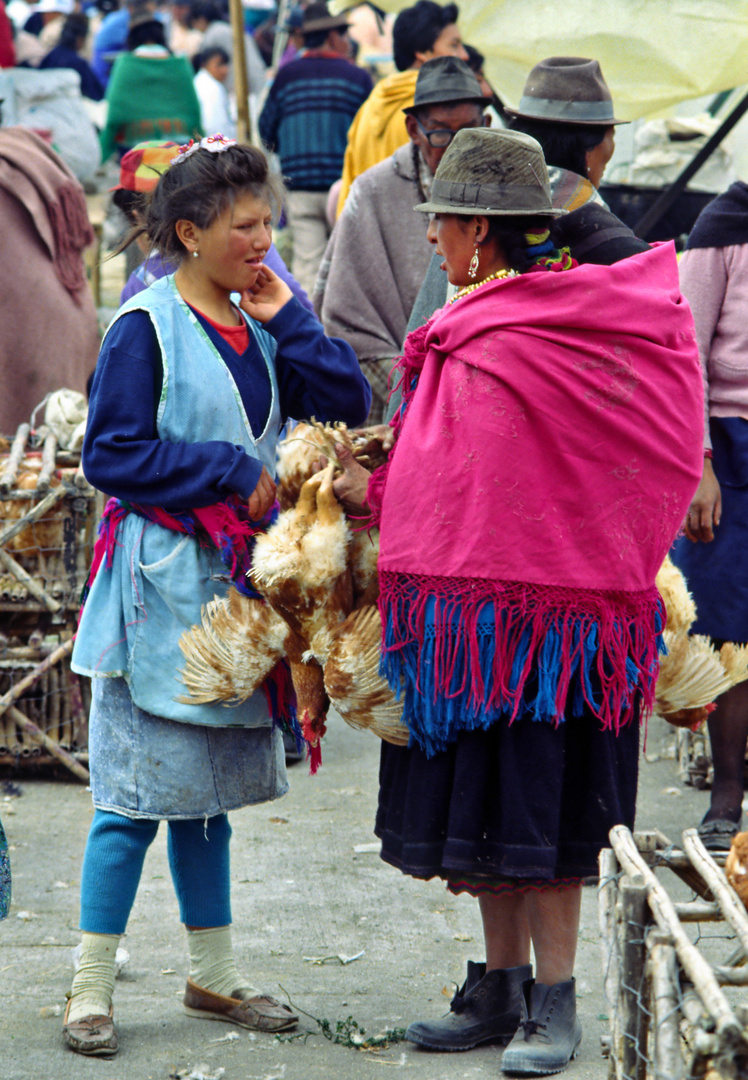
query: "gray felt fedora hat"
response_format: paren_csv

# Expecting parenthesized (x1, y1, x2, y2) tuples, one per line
(402, 56, 486, 115)
(415, 128, 565, 217)
(504, 56, 626, 126)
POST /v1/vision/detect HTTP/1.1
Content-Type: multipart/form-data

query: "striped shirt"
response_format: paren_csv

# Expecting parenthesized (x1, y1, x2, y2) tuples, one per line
(259, 52, 372, 191)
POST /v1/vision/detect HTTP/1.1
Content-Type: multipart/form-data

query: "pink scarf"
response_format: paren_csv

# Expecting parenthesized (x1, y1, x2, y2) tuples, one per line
(376, 243, 704, 753)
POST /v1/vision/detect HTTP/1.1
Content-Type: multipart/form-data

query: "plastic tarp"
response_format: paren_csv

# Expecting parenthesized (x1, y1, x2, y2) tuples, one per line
(332, 0, 748, 119)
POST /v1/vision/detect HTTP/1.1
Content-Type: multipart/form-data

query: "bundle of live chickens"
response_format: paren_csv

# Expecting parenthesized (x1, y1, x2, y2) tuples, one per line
(0, 400, 97, 779)
(178, 422, 748, 762)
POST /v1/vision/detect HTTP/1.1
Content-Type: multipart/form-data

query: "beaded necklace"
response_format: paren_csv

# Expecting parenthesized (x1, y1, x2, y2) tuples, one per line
(449, 268, 517, 304)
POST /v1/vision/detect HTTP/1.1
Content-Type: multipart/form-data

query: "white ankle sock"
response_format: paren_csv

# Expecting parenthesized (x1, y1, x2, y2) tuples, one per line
(68, 932, 119, 1022)
(186, 925, 257, 999)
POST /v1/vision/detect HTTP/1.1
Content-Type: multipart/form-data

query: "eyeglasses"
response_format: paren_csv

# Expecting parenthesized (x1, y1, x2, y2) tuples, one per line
(415, 118, 483, 148)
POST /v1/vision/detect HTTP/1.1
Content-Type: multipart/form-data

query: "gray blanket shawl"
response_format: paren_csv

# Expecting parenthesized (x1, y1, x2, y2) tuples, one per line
(314, 142, 431, 365)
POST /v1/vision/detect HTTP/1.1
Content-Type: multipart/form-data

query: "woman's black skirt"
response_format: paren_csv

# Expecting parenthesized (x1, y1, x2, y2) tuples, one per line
(375, 704, 640, 885)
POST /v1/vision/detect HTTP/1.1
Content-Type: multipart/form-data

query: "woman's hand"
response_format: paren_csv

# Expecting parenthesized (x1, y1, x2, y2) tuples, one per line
(239, 265, 293, 324)
(684, 457, 722, 543)
(247, 465, 276, 520)
(312, 444, 371, 516)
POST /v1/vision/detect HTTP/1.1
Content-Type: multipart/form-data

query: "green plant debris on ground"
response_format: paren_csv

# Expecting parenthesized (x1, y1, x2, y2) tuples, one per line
(276, 994, 407, 1051)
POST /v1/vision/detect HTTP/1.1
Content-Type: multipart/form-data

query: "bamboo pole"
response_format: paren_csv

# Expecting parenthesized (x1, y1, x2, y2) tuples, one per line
(0, 548, 62, 613)
(271, 0, 292, 68)
(228, 0, 250, 143)
(18, 709, 33, 753)
(653, 847, 723, 894)
(48, 665, 61, 746)
(619, 875, 650, 1080)
(36, 432, 58, 493)
(73, 462, 89, 490)
(66, 669, 84, 747)
(75, 519, 87, 595)
(673, 900, 722, 922)
(598, 847, 621, 1079)
(634, 829, 660, 861)
(648, 932, 685, 1080)
(713, 965, 748, 986)
(681, 828, 748, 960)
(599, 848, 621, 1007)
(0, 646, 44, 661)
(0, 484, 67, 549)
(681, 987, 720, 1079)
(0, 692, 10, 751)
(0, 423, 30, 494)
(24, 671, 48, 755)
(0, 639, 74, 719)
(7, 703, 89, 782)
(8, 691, 21, 753)
(60, 667, 72, 748)
(76, 676, 90, 749)
(652, 827, 677, 849)
(609, 825, 743, 1041)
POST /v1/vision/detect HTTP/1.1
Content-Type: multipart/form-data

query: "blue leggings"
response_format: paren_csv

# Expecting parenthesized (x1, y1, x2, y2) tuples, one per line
(79, 809, 232, 935)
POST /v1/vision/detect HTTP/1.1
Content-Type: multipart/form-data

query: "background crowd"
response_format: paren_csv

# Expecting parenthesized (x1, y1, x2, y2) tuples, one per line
(0, 2, 744, 1078)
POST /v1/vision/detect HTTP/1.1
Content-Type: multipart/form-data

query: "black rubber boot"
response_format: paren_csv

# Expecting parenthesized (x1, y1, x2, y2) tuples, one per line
(501, 978, 582, 1076)
(449, 960, 486, 1008)
(405, 962, 531, 1051)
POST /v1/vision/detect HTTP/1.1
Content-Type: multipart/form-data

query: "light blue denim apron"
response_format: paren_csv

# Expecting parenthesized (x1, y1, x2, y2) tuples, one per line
(72, 275, 282, 729)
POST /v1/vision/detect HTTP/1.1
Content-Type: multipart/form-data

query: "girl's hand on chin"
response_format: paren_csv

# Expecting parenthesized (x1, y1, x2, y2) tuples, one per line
(239, 266, 293, 323)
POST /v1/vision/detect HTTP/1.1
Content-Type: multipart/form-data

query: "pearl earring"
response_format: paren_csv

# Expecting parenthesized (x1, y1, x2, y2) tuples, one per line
(192, 250, 199, 259)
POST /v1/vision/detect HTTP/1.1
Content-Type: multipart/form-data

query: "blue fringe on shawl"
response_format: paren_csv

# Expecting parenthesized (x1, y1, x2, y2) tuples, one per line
(379, 573, 664, 758)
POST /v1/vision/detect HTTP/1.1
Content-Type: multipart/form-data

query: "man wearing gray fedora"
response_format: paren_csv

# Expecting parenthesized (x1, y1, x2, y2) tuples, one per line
(315, 55, 488, 423)
(387, 55, 649, 421)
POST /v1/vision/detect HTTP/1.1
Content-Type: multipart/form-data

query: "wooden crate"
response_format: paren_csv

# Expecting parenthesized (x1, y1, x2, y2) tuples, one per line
(0, 427, 99, 782)
(0, 631, 90, 780)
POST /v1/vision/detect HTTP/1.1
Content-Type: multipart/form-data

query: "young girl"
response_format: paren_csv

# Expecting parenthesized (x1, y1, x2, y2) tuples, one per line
(64, 135, 371, 1058)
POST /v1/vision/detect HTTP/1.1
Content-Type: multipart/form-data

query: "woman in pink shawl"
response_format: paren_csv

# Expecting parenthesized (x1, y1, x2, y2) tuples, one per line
(332, 128, 704, 1076)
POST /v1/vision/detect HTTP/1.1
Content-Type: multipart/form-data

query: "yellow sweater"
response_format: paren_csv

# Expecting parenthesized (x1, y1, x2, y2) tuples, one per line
(336, 68, 418, 217)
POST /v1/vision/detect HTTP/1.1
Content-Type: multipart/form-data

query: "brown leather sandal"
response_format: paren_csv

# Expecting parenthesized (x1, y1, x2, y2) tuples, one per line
(62, 997, 118, 1057)
(183, 978, 299, 1032)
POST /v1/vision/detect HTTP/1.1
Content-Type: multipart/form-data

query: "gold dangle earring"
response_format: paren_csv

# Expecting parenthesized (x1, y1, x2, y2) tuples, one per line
(468, 246, 480, 279)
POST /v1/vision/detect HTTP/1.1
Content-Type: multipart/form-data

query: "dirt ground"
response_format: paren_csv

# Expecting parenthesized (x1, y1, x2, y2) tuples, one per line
(0, 713, 715, 1080)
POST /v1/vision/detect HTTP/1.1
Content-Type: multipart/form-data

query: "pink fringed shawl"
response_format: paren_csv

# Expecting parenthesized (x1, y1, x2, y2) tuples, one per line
(376, 243, 704, 754)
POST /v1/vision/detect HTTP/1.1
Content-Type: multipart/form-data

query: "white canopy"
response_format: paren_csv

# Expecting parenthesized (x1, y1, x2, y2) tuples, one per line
(332, 0, 748, 119)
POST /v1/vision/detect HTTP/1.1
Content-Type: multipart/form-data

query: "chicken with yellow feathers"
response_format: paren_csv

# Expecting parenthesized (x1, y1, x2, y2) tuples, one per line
(178, 426, 748, 753)
(654, 556, 748, 728)
(179, 431, 407, 753)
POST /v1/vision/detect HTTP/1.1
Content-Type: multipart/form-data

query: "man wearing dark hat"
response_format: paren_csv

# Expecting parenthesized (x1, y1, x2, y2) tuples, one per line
(388, 55, 650, 420)
(258, 2, 373, 295)
(315, 55, 487, 423)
